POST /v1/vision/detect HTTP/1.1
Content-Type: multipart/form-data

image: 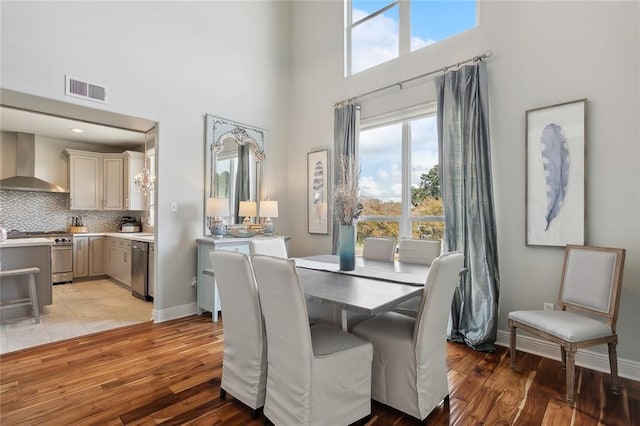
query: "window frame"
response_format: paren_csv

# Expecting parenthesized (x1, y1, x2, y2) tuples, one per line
(357, 102, 443, 240)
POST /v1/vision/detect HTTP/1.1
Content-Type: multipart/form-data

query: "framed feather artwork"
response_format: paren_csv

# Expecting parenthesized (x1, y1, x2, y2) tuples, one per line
(307, 149, 329, 234)
(526, 99, 587, 246)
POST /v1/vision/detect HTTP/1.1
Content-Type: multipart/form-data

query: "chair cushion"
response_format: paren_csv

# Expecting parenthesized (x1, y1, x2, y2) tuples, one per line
(311, 323, 372, 356)
(508, 310, 612, 342)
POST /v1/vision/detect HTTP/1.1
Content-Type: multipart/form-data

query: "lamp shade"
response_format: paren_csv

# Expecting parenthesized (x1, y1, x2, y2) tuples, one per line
(207, 197, 230, 217)
(238, 201, 257, 217)
(259, 200, 279, 218)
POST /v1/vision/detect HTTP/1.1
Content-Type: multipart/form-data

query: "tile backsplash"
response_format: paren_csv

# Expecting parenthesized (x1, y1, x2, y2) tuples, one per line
(0, 190, 152, 233)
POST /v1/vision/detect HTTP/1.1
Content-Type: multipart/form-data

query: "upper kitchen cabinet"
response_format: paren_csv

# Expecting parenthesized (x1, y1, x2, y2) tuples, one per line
(123, 151, 145, 211)
(65, 149, 124, 210)
(103, 154, 123, 210)
(66, 150, 101, 209)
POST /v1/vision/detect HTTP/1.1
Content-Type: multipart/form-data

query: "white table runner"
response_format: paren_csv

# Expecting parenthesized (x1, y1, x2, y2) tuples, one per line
(294, 257, 426, 286)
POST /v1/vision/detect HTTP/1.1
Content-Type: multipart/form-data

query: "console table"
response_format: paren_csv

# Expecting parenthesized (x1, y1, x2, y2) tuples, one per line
(195, 235, 288, 322)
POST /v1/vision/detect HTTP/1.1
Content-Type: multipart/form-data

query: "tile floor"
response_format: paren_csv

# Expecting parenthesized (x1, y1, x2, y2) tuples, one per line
(0, 279, 153, 354)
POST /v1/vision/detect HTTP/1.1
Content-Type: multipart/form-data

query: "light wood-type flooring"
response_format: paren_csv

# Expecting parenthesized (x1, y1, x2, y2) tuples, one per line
(0, 315, 638, 425)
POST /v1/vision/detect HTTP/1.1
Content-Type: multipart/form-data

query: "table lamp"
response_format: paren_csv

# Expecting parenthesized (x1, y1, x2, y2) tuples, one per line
(259, 200, 279, 235)
(206, 197, 229, 238)
(238, 201, 257, 227)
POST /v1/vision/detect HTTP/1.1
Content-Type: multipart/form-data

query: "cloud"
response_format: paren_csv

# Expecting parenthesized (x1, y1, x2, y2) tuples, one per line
(351, 7, 429, 74)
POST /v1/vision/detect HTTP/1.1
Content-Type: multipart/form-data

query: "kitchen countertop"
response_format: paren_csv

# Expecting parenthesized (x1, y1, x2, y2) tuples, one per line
(72, 232, 155, 243)
(0, 238, 54, 248)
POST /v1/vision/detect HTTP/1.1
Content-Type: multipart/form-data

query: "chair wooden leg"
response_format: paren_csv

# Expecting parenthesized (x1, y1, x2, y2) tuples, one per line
(565, 349, 576, 406)
(219, 388, 227, 400)
(28, 273, 40, 324)
(509, 324, 517, 369)
(561, 347, 566, 370)
(608, 343, 620, 395)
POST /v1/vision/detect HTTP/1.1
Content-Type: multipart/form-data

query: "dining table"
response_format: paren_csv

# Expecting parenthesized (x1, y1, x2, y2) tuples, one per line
(294, 255, 430, 331)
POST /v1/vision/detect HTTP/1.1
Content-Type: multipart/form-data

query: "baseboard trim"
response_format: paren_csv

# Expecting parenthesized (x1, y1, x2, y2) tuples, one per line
(496, 330, 640, 381)
(153, 303, 197, 323)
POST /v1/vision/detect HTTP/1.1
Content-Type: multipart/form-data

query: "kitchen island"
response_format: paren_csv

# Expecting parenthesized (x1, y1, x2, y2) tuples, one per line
(0, 238, 53, 322)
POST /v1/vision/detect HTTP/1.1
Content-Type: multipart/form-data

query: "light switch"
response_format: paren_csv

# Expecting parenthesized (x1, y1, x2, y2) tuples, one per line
(170, 202, 178, 213)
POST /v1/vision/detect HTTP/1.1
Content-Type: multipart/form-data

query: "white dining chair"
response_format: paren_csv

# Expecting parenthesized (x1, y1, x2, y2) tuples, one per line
(392, 239, 442, 318)
(252, 255, 373, 425)
(398, 238, 441, 265)
(509, 245, 626, 406)
(362, 237, 396, 262)
(249, 237, 287, 258)
(352, 251, 464, 421)
(209, 250, 267, 416)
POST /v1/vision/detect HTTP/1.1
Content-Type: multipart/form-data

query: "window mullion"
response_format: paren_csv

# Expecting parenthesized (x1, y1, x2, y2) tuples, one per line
(398, 0, 411, 54)
(400, 122, 411, 238)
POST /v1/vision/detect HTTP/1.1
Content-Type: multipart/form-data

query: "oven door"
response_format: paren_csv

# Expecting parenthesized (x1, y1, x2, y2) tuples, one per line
(52, 245, 73, 283)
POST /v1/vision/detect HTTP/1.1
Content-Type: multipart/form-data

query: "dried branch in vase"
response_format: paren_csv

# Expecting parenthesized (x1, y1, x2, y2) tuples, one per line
(334, 154, 363, 226)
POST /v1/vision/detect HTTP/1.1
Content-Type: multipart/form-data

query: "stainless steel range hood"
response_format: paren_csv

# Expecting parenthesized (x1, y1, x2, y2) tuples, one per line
(0, 132, 69, 193)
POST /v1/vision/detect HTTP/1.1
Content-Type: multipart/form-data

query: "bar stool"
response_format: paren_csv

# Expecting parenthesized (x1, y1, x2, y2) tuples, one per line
(0, 267, 40, 323)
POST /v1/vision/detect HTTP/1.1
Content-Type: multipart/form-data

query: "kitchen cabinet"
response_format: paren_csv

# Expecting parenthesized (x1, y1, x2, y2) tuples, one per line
(65, 149, 124, 211)
(73, 236, 106, 278)
(108, 237, 132, 287)
(123, 151, 146, 211)
(73, 236, 89, 278)
(102, 155, 123, 210)
(148, 243, 155, 298)
(66, 151, 101, 210)
(89, 236, 105, 276)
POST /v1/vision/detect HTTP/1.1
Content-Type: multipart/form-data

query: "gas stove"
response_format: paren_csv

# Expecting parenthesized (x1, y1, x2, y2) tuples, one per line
(7, 230, 73, 245)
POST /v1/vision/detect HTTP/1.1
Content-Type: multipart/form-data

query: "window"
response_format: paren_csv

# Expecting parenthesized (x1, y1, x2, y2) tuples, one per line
(347, 0, 477, 75)
(357, 103, 443, 249)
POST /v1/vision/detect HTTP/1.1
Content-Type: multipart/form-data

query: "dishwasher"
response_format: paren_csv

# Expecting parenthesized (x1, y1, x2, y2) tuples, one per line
(131, 241, 149, 300)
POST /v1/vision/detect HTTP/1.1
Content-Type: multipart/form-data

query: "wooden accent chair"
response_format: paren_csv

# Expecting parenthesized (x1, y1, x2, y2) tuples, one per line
(508, 245, 626, 406)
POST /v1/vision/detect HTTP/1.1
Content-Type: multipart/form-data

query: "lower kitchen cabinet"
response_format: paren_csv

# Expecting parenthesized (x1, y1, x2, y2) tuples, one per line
(88, 236, 105, 276)
(73, 236, 89, 278)
(73, 236, 106, 279)
(107, 237, 132, 287)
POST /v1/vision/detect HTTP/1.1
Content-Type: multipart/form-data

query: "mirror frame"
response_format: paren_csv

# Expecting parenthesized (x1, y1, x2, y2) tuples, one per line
(204, 114, 267, 235)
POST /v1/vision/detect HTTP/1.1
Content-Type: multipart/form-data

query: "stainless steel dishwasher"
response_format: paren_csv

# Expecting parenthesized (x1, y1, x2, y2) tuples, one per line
(131, 241, 149, 300)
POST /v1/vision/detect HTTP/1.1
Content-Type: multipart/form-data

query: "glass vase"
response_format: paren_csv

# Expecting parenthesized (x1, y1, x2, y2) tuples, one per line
(338, 224, 356, 271)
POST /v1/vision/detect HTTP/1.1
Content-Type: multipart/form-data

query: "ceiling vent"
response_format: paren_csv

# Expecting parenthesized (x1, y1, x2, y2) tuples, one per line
(65, 75, 108, 104)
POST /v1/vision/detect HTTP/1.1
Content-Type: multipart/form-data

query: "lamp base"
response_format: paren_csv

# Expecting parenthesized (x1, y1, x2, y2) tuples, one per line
(262, 218, 274, 235)
(209, 218, 225, 239)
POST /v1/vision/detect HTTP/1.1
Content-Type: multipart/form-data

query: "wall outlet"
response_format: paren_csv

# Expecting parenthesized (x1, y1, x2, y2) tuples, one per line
(190, 276, 197, 287)
(544, 302, 554, 311)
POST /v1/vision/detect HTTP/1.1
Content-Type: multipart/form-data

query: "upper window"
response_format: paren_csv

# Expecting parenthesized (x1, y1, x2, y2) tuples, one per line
(347, 0, 477, 75)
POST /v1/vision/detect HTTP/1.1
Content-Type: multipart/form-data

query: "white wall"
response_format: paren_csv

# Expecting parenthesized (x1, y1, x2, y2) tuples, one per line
(288, 0, 640, 365)
(1, 1, 291, 317)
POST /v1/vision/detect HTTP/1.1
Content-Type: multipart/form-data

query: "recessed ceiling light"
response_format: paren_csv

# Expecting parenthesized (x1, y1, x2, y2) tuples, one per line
(70, 128, 84, 133)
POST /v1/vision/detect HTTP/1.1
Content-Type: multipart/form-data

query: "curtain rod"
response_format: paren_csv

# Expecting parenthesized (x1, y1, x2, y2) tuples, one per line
(334, 50, 493, 108)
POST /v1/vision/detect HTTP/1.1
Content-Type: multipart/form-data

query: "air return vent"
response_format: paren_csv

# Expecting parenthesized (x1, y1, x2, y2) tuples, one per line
(65, 75, 108, 104)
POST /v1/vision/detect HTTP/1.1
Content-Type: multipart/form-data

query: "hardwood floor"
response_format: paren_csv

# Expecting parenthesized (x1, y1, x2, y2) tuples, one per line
(1, 315, 638, 425)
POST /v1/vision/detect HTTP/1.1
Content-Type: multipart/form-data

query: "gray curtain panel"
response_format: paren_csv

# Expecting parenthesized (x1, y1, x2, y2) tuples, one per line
(234, 144, 250, 224)
(435, 62, 500, 351)
(332, 104, 360, 254)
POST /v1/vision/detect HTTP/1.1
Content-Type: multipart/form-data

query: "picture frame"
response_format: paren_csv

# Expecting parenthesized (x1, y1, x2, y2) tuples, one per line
(307, 149, 329, 234)
(526, 99, 587, 247)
